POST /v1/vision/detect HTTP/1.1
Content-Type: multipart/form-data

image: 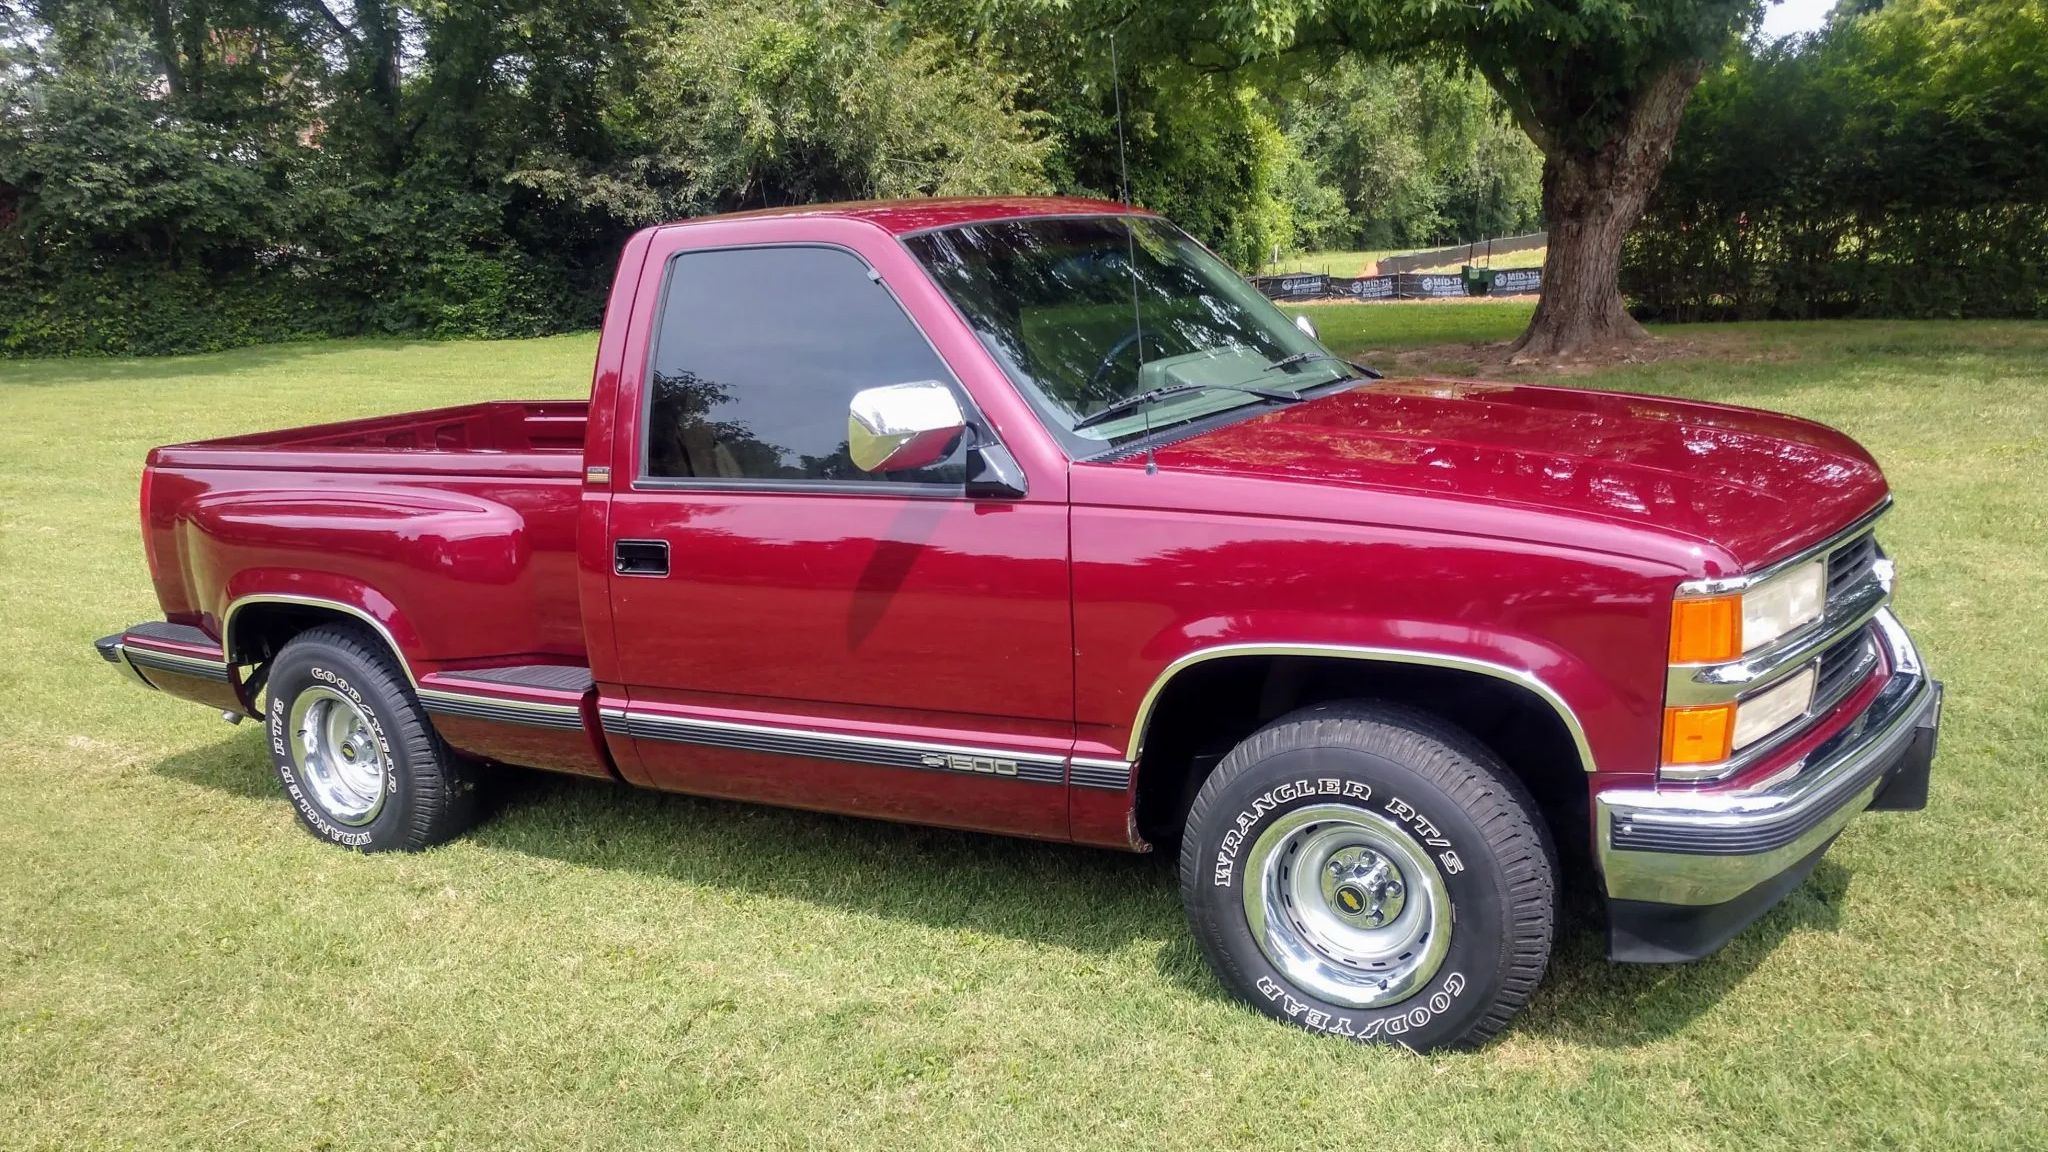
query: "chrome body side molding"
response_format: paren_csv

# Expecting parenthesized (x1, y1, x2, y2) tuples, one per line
(600, 706, 1143, 789)
(416, 686, 586, 732)
(1068, 757, 1134, 792)
(221, 594, 420, 686)
(604, 707, 1072, 785)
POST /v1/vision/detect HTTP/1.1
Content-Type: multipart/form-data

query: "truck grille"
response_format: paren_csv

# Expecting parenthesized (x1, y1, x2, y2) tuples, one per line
(1811, 624, 1878, 716)
(1825, 531, 1880, 599)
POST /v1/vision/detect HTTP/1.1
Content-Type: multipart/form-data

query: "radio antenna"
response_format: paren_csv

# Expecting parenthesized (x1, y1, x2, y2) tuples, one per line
(1109, 22, 1155, 474)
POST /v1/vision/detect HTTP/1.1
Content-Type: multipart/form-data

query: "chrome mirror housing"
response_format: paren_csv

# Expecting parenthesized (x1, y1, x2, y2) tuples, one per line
(848, 380, 967, 473)
(1293, 313, 1319, 341)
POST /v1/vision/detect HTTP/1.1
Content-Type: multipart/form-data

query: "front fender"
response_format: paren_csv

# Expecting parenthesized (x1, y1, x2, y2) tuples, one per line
(1120, 624, 1615, 775)
(1072, 503, 1681, 785)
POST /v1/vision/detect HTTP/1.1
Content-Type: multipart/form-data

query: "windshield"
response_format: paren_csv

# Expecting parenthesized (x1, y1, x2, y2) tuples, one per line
(904, 215, 1355, 454)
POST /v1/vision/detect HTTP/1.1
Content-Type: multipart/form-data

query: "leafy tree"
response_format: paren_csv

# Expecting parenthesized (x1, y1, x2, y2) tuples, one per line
(1278, 57, 1542, 253)
(1627, 0, 2048, 319)
(1030, 0, 1763, 360)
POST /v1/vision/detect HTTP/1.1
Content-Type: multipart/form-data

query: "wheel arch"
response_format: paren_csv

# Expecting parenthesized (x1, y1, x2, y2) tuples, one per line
(221, 591, 422, 687)
(1126, 644, 1599, 859)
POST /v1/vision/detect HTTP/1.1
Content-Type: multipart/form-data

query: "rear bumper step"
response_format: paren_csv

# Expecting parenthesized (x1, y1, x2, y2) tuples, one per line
(95, 623, 240, 705)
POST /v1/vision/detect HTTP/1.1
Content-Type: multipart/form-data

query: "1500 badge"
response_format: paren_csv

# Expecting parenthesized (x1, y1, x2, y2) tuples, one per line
(920, 753, 1020, 776)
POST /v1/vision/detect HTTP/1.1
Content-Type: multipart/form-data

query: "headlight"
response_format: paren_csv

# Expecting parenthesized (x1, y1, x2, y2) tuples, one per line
(1668, 558, 1826, 663)
(1740, 560, 1826, 652)
(1731, 665, 1816, 749)
(1662, 557, 1832, 777)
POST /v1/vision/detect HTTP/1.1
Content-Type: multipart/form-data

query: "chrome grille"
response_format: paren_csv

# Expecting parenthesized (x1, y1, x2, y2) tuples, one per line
(1811, 625, 1878, 716)
(1825, 532, 1880, 600)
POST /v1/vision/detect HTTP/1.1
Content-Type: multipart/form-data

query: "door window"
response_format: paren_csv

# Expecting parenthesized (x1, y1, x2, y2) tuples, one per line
(643, 245, 967, 485)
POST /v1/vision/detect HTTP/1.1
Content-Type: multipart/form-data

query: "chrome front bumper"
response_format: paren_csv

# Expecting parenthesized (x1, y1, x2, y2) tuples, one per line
(1597, 608, 1939, 957)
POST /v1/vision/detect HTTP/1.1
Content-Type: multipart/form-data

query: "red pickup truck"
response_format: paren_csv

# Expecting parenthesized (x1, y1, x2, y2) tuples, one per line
(97, 197, 1939, 1050)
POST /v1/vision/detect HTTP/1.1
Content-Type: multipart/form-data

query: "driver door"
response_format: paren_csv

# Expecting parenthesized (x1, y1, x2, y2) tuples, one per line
(603, 241, 1075, 839)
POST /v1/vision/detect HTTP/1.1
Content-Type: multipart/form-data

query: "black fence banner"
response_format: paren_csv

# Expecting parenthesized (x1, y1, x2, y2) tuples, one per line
(1330, 274, 1398, 300)
(1398, 273, 1469, 299)
(1252, 264, 1541, 303)
(1487, 267, 1542, 295)
(1249, 273, 1330, 301)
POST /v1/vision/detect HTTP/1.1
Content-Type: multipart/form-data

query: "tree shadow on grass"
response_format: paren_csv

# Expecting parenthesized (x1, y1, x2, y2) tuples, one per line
(1506, 860, 1850, 1047)
(153, 725, 278, 800)
(155, 733, 1849, 1049)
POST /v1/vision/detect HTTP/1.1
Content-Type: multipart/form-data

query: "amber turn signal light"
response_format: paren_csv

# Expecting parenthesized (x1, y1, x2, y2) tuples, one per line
(1669, 594, 1743, 664)
(1662, 704, 1736, 766)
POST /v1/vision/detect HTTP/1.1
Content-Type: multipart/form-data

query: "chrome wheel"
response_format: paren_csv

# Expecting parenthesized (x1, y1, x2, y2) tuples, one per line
(289, 687, 388, 826)
(1242, 803, 1452, 1009)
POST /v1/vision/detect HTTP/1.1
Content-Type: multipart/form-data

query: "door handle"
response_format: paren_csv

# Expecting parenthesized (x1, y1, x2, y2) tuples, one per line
(614, 539, 670, 577)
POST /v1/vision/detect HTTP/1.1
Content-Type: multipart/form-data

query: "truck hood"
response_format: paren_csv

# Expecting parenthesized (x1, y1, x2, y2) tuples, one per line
(1140, 378, 1888, 570)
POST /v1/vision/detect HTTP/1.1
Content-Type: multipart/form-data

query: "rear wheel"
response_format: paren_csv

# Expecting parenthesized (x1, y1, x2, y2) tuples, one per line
(1179, 702, 1555, 1051)
(264, 625, 477, 851)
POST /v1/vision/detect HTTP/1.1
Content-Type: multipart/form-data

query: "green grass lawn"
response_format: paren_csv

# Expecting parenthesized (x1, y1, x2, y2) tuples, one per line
(4, 314, 2046, 1149)
(1263, 248, 1410, 276)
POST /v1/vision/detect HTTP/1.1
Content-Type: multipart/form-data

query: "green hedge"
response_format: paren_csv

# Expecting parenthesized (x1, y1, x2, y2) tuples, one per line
(0, 251, 599, 360)
(1623, 2, 2048, 322)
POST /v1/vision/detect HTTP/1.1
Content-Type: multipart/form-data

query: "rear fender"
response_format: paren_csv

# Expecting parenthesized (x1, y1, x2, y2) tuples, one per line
(217, 573, 427, 685)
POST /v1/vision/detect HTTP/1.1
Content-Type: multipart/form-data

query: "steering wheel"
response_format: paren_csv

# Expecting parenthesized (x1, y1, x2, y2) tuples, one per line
(1084, 328, 1145, 398)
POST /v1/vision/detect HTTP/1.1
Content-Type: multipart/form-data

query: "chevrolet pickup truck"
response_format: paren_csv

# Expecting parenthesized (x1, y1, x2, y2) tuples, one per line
(96, 197, 1939, 1051)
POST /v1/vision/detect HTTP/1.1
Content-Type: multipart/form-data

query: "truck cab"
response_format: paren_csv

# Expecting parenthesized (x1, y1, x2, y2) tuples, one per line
(97, 197, 1939, 1050)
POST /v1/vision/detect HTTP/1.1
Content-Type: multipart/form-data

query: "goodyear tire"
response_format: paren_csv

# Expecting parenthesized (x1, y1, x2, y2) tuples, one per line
(1180, 702, 1554, 1051)
(265, 625, 476, 852)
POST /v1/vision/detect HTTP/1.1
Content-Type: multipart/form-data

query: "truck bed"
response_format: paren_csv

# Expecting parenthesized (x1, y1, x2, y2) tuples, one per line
(150, 401, 589, 477)
(140, 400, 591, 673)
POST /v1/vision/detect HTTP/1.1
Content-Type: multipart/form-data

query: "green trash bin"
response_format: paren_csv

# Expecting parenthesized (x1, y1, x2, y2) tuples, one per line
(1462, 264, 1495, 296)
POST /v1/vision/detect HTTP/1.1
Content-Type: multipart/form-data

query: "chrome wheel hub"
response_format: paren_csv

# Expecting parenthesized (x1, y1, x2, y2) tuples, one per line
(1323, 845, 1406, 927)
(1242, 803, 1452, 1009)
(289, 687, 387, 826)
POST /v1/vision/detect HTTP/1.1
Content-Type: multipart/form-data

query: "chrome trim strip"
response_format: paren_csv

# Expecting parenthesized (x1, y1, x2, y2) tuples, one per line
(222, 594, 420, 687)
(1597, 608, 1933, 905)
(609, 707, 1070, 785)
(1069, 756, 1134, 792)
(1122, 643, 1596, 772)
(417, 687, 586, 732)
(1676, 498, 1891, 597)
(106, 642, 160, 691)
(123, 644, 233, 683)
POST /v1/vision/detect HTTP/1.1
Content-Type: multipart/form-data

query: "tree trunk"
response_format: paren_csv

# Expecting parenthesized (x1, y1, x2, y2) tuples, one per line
(1508, 60, 1705, 363)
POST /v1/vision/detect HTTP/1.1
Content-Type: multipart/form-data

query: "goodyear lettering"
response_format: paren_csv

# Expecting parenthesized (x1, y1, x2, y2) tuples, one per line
(1253, 972, 1467, 1040)
(269, 665, 385, 847)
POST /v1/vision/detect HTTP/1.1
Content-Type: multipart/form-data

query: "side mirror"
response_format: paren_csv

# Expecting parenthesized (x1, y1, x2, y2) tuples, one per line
(1293, 313, 1319, 341)
(848, 380, 966, 473)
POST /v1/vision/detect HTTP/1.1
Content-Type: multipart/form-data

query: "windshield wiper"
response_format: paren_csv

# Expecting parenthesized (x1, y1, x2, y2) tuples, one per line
(1071, 382, 1304, 431)
(1263, 350, 1384, 379)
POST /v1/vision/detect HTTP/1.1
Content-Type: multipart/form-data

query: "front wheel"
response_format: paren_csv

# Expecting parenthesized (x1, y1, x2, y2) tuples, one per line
(1179, 702, 1555, 1051)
